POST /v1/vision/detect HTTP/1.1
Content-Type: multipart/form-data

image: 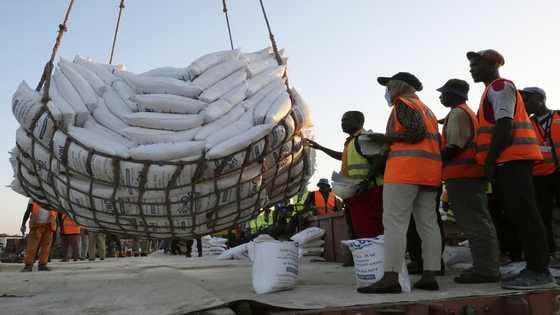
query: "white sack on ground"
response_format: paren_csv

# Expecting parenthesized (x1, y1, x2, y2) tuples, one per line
(290, 227, 325, 245)
(252, 240, 299, 294)
(125, 112, 204, 131)
(131, 94, 206, 114)
(342, 236, 411, 293)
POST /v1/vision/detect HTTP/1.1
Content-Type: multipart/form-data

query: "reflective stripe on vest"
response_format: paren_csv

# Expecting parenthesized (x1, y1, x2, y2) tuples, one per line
(384, 96, 442, 186)
(62, 214, 81, 234)
(531, 111, 560, 176)
(476, 79, 543, 165)
(314, 191, 336, 216)
(30, 202, 57, 227)
(342, 137, 371, 178)
(442, 104, 485, 180)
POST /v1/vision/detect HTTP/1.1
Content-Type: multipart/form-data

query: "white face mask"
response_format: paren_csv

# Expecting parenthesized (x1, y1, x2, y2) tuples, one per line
(384, 88, 393, 106)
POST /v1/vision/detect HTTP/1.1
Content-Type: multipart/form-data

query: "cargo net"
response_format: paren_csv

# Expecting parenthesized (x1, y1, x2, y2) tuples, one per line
(10, 47, 315, 239)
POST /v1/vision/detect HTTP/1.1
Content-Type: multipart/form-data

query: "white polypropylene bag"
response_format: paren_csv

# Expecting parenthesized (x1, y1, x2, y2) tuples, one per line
(342, 236, 411, 292)
(131, 94, 206, 114)
(205, 110, 254, 150)
(124, 112, 204, 131)
(111, 80, 138, 111)
(92, 99, 129, 135)
(59, 59, 99, 111)
(200, 99, 235, 124)
(48, 81, 77, 128)
(302, 239, 325, 248)
(198, 68, 248, 103)
(102, 88, 132, 122)
(247, 65, 286, 97)
(290, 227, 325, 245)
(12, 81, 44, 132)
(68, 127, 130, 158)
(68, 60, 106, 96)
(118, 71, 202, 98)
(140, 67, 190, 81)
(252, 240, 299, 294)
(122, 127, 200, 145)
(74, 55, 118, 85)
(264, 91, 292, 124)
(129, 141, 204, 161)
(254, 86, 287, 124)
(192, 59, 246, 90)
(83, 119, 136, 148)
(52, 69, 90, 125)
(218, 243, 250, 260)
(207, 124, 273, 159)
(188, 49, 241, 79)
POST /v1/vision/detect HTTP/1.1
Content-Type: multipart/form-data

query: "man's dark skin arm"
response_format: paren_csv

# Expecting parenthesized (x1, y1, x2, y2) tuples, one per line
(304, 139, 342, 160)
(441, 145, 463, 161)
(484, 118, 513, 180)
(21, 202, 33, 233)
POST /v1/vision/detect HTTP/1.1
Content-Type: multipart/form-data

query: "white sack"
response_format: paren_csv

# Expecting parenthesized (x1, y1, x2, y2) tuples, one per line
(205, 110, 254, 150)
(129, 141, 204, 161)
(68, 60, 106, 95)
(342, 236, 411, 292)
(188, 49, 240, 79)
(264, 91, 292, 124)
(254, 86, 287, 124)
(125, 112, 203, 131)
(207, 124, 273, 159)
(74, 55, 118, 85)
(122, 127, 200, 145)
(252, 240, 299, 294)
(48, 81, 77, 128)
(92, 99, 129, 134)
(200, 99, 235, 124)
(111, 80, 138, 111)
(32, 112, 56, 147)
(248, 55, 283, 77)
(68, 127, 130, 158)
(194, 105, 245, 140)
(290, 227, 325, 245)
(291, 88, 313, 129)
(300, 247, 324, 257)
(247, 65, 286, 97)
(83, 119, 136, 148)
(198, 68, 248, 103)
(302, 239, 325, 248)
(140, 67, 189, 81)
(221, 82, 248, 107)
(102, 88, 132, 122)
(240, 78, 286, 111)
(192, 59, 246, 90)
(118, 71, 202, 98)
(59, 59, 99, 111)
(12, 81, 44, 132)
(131, 94, 206, 114)
(241, 47, 273, 63)
(52, 69, 90, 125)
(217, 243, 250, 260)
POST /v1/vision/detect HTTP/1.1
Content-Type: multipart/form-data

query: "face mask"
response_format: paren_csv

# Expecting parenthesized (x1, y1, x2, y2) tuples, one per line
(384, 88, 393, 106)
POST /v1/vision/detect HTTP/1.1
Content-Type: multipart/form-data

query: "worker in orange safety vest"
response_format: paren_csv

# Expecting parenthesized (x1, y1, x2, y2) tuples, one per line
(20, 200, 57, 272)
(521, 86, 560, 256)
(59, 212, 81, 262)
(468, 49, 553, 290)
(303, 178, 342, 216)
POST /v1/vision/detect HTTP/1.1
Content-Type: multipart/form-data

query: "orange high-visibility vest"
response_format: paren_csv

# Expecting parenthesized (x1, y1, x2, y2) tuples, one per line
(531, 111, 560, 176)
(384, 96, 442, 187)
(62, 214, 81, 235)
(476, 79, 542, 165)
(314, 191, 336, 216)
(30, 202, 57, 230)
(442, 104, 485, 180)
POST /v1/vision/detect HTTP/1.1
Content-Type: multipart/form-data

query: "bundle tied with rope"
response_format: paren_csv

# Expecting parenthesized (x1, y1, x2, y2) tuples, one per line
(9, 1, 316, 239)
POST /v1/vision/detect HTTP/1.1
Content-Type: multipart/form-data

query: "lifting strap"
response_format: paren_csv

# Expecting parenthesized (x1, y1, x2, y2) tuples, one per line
(109, 0, 126, 64)
(36, 0, 76, 104)
(222, 0, 235, 50)
(258, 0, 283, 68)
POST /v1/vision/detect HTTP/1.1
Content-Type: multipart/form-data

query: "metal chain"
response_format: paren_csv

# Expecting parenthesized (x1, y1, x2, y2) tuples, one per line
(109, 0, 126, 64)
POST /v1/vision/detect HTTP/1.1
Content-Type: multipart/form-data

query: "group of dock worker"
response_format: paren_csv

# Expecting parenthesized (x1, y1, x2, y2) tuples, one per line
(307, 48, 558, 293)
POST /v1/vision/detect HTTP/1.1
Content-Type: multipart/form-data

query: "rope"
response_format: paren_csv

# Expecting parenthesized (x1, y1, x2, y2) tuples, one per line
(258, 0, 283, 68)
(35, 0, 76, 104)
(109, 0, 126, 64)
(222, 0, 235, 50)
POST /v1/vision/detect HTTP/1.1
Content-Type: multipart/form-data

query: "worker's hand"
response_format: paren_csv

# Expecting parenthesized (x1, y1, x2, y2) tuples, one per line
(355, 179, 370, 196)
(304, 139, 323, 151)
(484, 163, 496, 181)
(20, 225, 26, 235)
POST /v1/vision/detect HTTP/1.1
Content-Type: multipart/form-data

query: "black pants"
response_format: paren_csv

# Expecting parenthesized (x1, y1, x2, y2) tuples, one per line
(407, 188, 444, 267)
(488, 193, 523, 261)
(533, 172, 560, 254)
(494, 160, 549, 272)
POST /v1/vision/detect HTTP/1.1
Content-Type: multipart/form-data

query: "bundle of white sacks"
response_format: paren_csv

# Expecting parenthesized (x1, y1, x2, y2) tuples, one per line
(201, 235, 228, 256)
(10, 47, 315, 238)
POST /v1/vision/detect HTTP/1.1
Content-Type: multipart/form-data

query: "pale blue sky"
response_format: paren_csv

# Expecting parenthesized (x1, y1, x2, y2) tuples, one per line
(2, 0, 559, 234)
